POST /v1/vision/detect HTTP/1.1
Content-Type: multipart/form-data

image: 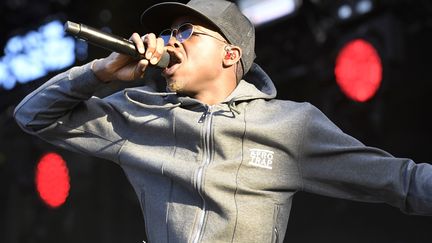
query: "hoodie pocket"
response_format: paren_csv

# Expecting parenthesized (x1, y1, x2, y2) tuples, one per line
(271, 204, 280, 243)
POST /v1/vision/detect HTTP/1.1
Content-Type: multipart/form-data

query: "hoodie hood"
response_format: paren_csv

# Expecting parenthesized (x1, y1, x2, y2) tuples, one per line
(123, 63, 277, 109)
(223, 63, 277, 103)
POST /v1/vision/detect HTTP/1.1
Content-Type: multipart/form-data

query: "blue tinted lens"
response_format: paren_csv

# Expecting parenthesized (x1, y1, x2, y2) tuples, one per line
(159, 29, 172, 45)
(176, 24, 193, 43)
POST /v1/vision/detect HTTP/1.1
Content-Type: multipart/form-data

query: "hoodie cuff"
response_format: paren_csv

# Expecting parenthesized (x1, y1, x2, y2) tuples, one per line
(67, 60, 108, 95)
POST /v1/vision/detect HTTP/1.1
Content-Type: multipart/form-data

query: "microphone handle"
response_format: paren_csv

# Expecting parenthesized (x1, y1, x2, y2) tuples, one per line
(64, 21, 170, 68)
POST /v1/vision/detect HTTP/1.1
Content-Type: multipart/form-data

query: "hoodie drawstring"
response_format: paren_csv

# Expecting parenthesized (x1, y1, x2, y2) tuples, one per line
(227, 98, 241, 117)
(123, 89, 181, 109)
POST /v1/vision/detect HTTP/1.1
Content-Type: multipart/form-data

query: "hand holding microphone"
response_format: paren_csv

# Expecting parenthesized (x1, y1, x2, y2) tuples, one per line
(64, 21, 170, 82)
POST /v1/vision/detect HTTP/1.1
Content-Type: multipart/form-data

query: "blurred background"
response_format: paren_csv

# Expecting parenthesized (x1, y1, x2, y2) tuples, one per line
(1, 0, 432, 242)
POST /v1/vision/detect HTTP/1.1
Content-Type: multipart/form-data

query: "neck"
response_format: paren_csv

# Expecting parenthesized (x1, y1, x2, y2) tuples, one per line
(192, 75, 237, 105)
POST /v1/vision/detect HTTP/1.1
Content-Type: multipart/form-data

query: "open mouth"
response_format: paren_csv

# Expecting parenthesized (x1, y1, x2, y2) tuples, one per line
(167, 51, 182, 68)
(163, 50, 183, 76)
(168, 52, 181, 67)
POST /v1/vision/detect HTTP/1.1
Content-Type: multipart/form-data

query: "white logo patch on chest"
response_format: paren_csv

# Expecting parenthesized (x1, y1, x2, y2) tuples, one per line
(248, 149, 274, 170)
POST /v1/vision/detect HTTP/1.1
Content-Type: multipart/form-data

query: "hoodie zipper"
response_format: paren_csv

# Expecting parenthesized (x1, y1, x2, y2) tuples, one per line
(192, 105, 214, 243)
(272, 205, 280, 243)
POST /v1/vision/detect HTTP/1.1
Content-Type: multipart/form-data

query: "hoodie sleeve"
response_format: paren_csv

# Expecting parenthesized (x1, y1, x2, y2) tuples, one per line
(297, 103, 432, 215)
(14, 61, 127, 164)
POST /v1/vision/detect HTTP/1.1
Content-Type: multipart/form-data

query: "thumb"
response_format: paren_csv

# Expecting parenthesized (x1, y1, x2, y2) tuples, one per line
(132, 59, 150, 80)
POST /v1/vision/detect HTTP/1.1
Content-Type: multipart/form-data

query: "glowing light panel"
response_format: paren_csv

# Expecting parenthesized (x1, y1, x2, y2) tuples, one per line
(1, 20, 76, 90)
(35, 152, 70, 208)
(335, 39, 383, 102)
(238, 0, 302, 26)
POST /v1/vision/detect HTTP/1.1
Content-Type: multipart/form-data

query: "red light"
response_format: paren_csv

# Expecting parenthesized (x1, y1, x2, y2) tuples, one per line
(335, 38, 383, 102)
(35, 152, 70, 208)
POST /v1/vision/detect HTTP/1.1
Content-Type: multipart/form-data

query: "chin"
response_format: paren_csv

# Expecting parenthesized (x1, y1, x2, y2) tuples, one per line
(166, 78, 185, 93)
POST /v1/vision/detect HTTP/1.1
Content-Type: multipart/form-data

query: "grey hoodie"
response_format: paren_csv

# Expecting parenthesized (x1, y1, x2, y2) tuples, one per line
(14, 62, 432, 243)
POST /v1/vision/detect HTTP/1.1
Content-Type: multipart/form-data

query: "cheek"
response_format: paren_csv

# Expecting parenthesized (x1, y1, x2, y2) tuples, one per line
(187, 47, 222, 73)
(186, 38, 222, 63)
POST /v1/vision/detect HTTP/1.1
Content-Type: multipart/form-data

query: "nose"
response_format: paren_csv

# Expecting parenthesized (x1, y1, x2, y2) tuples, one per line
(166, 35, 181, 48)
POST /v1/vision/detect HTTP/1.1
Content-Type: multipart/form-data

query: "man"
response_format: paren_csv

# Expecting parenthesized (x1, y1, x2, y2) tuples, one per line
(14, 0, 432, 242)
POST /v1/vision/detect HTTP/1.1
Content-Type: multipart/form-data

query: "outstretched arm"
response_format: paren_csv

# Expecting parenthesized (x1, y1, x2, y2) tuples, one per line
(298, 104, 432, 215)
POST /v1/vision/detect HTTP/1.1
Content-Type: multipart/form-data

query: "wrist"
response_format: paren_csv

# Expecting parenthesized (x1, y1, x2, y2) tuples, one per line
(91, 59, 112, 83)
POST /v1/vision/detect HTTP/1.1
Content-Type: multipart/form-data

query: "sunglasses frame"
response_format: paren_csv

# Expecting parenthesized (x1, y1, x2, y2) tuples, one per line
(159, 23, 228, 46)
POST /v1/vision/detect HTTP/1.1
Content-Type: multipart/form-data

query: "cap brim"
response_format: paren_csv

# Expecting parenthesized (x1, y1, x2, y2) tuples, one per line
(140, 2, 222, 36)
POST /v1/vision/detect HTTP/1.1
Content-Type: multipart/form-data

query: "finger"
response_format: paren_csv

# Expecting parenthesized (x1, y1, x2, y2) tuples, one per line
(143, 33, 157, 60)
(134, 59, 149, 79)
(104, 51, 133, 72)
(130, 33, 145, 54)
(149, 37, 165, 65)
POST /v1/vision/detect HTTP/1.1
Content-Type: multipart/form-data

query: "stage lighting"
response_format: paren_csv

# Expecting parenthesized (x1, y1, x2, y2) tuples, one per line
(237, 0, 303, 26)
(338, 4, 353, 20)
(334, 38, 383, 102)
(356, 0, 373, 14)
(336, 0, 374, 21)
(35, 152, 70, 208)
(0, 20, 76, 90)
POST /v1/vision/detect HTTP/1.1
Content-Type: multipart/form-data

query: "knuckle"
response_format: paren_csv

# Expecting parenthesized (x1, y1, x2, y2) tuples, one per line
(155, 48, 163, 56)
(139, 59, 149, 66)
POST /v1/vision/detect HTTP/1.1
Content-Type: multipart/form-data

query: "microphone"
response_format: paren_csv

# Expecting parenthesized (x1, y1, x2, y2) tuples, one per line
(64, 21, 170, 69)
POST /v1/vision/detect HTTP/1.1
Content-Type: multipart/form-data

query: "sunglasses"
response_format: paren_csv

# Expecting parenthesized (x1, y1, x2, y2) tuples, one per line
(159, 23, 228, 46)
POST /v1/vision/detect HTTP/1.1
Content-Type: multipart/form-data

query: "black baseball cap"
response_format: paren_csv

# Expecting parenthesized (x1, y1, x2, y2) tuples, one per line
(140, 0, 256, 76)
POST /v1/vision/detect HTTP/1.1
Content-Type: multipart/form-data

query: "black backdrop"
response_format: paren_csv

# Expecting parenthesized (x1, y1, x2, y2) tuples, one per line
(1, 0, 432, 242)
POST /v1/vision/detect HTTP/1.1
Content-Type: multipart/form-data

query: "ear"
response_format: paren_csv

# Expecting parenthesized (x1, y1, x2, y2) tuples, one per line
(222, 45, 242, 67)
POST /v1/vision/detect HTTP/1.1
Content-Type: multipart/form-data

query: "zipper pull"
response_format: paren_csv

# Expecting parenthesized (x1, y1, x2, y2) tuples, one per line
(198, 105, 213, 123)
(198, 112, 207, 123)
